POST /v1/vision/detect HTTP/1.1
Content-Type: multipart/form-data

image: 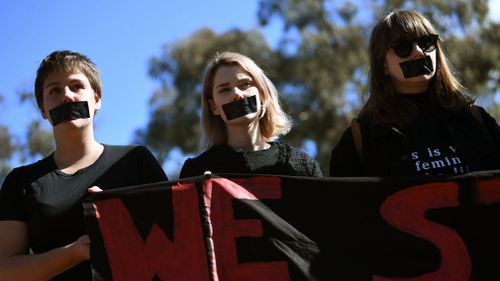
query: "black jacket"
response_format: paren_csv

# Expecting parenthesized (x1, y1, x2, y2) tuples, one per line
(330, 105, 500, 177)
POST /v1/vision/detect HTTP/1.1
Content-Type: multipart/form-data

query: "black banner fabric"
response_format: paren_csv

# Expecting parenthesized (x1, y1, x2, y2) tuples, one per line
(83, 171, 500, 281)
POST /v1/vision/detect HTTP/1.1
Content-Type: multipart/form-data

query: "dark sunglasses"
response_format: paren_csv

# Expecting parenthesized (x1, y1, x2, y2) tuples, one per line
(390, 34, 439, 58)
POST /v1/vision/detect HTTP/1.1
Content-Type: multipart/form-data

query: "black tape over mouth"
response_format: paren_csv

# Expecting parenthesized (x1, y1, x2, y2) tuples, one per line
(49, 101, 90, 126)
(221, 95, 258, 120)
(399, 56, 433, 78)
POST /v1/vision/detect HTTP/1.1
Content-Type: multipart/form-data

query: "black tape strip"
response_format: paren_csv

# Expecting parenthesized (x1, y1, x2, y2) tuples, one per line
(221, 95, 258, 121)
(399, 56, 433, 78)
(49, 101, 90, 126)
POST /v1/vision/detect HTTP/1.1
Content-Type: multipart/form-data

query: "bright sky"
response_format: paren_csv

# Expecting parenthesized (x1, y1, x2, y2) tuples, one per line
(0, 0, 498, 178)
(0, 0, 275, 140)
(0, 0, 282, 178)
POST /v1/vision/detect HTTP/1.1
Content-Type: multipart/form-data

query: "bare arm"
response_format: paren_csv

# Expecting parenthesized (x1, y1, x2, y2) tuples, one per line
(0, 221, 89, 281)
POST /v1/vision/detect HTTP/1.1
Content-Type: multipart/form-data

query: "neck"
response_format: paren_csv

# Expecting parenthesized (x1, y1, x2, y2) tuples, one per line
(393, 79, 430, 94)
(53, 126, 103, 172)
(226, 122, 270, 151)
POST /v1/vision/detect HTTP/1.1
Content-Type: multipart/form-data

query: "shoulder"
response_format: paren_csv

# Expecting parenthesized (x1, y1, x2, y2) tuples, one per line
(179, 145, 232, 178)
(6, 155, 54, 180)
(278, 142, 308, 158)
(101, 144, 156, 159)
(191, 145, 234, 162)
(97, 144, 167, 183)
(331, 126, 355, 157)
(469, 105, 500, 136)
(0, 155, 54, 196)
(471, 105, 497, 122)
(103, 144, 140, 154)
(276, 142, 323, 177)
(444, 105, 498, 130)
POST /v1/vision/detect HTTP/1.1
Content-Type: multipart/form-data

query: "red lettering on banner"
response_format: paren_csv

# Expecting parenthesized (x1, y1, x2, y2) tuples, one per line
(204, 177, 290, 281)
(474, 177, 500, 205)
(94, 183, 209, 281)
(374, 182, 471, 281)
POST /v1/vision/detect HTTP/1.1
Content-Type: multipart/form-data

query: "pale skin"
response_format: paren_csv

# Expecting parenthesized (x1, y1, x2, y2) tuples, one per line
(384, 41, 437, 94)
(209, 64, 270, 151)
(0, 70, 103, 281)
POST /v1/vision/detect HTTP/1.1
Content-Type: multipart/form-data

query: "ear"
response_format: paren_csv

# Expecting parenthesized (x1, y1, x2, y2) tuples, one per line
(40, 107, 48, 120)
(208, 99, 219, 116)
(94, 92, 102, 113)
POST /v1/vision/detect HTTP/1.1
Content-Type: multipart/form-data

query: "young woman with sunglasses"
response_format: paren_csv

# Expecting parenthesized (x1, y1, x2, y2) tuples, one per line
(330, 10, 500, 177)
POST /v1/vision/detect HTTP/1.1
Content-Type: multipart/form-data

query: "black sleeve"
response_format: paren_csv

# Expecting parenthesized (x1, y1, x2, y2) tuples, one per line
(0, 169, 27, 221)
(478, 106, 500, 150)
(286, 145, 323, 177)
(179, 158, 198, 179)
(330, 127, 363, 177)
(135, 146, 169, 182)
(310, 159, 323, 177)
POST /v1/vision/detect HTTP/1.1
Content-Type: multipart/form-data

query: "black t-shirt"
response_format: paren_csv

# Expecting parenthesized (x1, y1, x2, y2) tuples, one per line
(330, 93, 500, 177)
(396, 93, 469, 175)
(179, 142, 322, 178)
(0, 144, 168, 281)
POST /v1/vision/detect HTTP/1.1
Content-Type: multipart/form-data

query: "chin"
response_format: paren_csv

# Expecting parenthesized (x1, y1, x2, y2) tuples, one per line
(56, 119, 88, 128)
(224, 113, 258, 124)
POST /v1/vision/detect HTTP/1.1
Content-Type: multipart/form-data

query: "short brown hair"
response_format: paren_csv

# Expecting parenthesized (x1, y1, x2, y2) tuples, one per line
(34, 50, 101, 110)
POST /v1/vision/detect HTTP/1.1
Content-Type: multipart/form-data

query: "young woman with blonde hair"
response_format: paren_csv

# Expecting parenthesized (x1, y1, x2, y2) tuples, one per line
(180, 51, 322, 177)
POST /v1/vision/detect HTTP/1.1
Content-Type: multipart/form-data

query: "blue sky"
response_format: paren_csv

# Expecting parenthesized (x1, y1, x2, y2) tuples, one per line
(0, 0, 282, 177)
(1, 0, 499, 178)
(0, 0, 277, 142)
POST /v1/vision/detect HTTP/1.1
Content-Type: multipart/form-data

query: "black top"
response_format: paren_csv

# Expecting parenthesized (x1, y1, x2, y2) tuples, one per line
(179, 142, 322, 178)
(0, 144, 168, 281)
(330, 93, 500, 177)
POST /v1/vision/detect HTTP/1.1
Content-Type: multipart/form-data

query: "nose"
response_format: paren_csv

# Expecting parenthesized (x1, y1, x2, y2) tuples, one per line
(233, 88, 245, 101)
(413, 42, 425, 57)
(61, 87, 76, 103)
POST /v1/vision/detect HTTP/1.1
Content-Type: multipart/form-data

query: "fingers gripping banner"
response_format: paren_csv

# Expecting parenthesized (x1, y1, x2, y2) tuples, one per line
(83, 171, 500, 281)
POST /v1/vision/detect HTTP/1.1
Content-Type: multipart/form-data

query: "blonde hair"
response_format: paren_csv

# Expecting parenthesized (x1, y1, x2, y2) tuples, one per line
(200, 51, 292, 149)
(360, 10, 472, 126)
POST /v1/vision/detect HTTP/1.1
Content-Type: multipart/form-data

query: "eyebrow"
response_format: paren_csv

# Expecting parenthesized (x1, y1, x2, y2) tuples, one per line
(215, 82, 230, 89)
(44, 78, 84, 89)
(215, 77, 252, 89)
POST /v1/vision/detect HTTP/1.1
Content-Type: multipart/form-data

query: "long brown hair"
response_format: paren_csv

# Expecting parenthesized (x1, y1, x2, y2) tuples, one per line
(359, 10, 473, 126)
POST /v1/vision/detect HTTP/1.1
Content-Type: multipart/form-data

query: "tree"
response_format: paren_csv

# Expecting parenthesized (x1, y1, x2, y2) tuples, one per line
(0, 91, 54, 181)
(139, 0, 499, 176)
(17, 90, 55, 163)
(135, 28, 275, 165)
(0, 125, 16, 182)
(256, 0, 498, 168)
(0, 94, 17, 181)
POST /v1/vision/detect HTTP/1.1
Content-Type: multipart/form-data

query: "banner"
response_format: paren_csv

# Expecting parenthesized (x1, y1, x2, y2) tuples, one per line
(83, 170, 500, 281)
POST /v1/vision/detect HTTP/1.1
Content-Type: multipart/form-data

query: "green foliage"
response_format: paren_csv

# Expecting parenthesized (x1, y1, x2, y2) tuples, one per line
(135, 28, 275, 164)
(138, 0, 499, 176)
(25, 120, 54, 162)
(0, 92, 54, 181)
(0, 95, 14, 180)
(0, 125, 16, 182)
(2, 1, 497, 180)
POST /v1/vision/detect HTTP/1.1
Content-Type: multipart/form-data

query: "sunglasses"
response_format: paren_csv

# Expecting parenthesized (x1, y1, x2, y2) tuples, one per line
(390, 34, 439, 58)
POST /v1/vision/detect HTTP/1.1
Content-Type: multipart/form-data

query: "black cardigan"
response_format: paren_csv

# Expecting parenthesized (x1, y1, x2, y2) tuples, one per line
(180, 142, 322, 178)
